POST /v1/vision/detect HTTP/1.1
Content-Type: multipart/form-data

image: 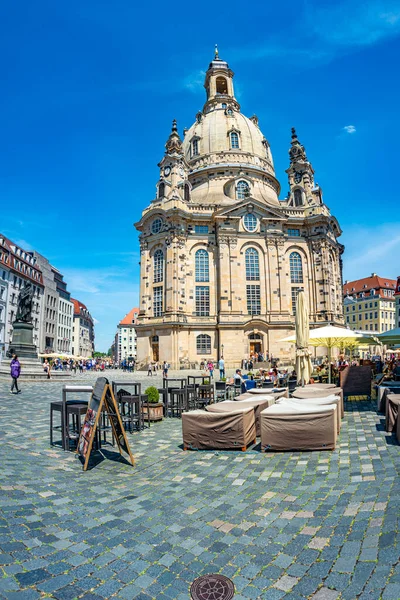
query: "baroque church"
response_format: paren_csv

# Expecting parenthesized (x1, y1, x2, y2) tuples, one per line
(134, 50, 344, 368)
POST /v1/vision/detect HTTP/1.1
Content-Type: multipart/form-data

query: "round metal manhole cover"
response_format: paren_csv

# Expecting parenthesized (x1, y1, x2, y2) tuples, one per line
(190, 574, 235, 600)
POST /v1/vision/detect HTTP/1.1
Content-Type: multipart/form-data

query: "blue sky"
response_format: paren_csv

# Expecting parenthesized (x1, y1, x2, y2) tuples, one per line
(1, 0, 399, 351)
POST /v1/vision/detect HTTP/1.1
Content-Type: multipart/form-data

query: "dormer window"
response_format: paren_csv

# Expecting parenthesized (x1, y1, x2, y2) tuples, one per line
(221, 103, 227, 109)
(191, 138, 199, 157)
(230, 132, 239, 149)
(236, 180, 250, 200)
(226, 108, 233, 116)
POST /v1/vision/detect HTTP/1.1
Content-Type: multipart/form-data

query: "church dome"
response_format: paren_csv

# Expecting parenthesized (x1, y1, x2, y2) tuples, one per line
(180, 50, 280, 208)
(182, 108, 274, 168)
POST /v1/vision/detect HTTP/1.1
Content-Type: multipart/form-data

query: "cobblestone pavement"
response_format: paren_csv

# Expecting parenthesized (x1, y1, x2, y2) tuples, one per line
(0, 371, 399, 599)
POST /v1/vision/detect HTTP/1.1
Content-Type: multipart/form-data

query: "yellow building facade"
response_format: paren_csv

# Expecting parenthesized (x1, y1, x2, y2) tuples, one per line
(135, 52, 344, 368)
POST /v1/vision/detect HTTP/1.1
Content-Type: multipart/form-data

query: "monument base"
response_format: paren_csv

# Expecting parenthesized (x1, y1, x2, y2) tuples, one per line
(0, 321, 71, 380)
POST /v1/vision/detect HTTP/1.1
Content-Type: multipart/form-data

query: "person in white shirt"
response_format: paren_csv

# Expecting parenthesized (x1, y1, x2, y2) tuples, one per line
(218, 357, 225, 379)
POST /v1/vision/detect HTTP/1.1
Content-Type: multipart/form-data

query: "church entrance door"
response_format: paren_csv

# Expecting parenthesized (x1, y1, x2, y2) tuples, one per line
(151, 335, 159, 362)
(250, 341, 262, 355)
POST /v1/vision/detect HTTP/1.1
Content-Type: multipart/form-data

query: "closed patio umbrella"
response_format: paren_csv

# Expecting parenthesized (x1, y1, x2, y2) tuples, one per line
(295, 291, 313, 387)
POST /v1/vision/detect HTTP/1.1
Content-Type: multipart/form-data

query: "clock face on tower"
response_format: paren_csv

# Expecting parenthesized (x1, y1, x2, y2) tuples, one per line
(164, 166, 171, 176)
(294, 171, 303, 184)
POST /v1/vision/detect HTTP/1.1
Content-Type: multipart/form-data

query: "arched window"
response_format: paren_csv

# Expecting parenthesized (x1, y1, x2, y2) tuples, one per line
(294, 189, 303, 206)
(184, 183, 190, 202)
(196, 334, 211, 355)
(221, 103, 227, 109)
(195, 249, 209, 282)
(158, 183, 165, 199)
(245, 248, 260, 280)
(216, 77, 228, 94)
(153, 249, 164, 283)
(192, 139, 199, 157)
(236, 180, 250, 200)
(290, 252, 303, 284)
(230, 132, 239, 149)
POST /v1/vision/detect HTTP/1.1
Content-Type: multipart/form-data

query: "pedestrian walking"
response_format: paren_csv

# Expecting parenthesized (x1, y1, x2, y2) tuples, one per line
(10, 354, 21, 394)
(207, 360, 214, 379)
(162, 360, 169, 379)
(147, 361, 153, 376)
(218, 357, 225, 379)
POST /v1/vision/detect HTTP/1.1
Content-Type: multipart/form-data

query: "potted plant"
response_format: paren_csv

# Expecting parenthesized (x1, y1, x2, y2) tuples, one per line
(143, 386, 164, 421)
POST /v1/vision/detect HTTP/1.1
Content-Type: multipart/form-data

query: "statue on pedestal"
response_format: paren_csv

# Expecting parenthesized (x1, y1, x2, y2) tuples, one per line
(16, 282, 34, 323)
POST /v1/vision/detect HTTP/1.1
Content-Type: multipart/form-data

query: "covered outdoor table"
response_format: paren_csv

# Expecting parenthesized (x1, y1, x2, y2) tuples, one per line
(182, 407, 256, 451)
(260, 403, 337, 452)
(292, 386, 344, 417)
(206, 397, 275, 436)
(377, 382, 400, 413)
(276, 395, 342, 434)
(385, 394, 400, 433)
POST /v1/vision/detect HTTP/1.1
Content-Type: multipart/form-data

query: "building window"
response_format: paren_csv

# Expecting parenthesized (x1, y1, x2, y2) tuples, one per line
(153, 249, 164, 283)
(243, 213, 258, 232)
(153, 286, 163, 317)
(192, 139, 199, 157)
(184, 183, 190, 201)
(158, 183, 165, 199)
(196, 334, 211, 355)
(194, 225, 208, 234)
(290, 252, 303, 283)
(294, 189, 303, 206)
(245, 248, 260, 280)
(246, 284, 261, 315)
(195, 286, 210, 316)
(291, 287, 304, 315)
(230, 132, 239, 149)
(288, 229, 300, 237)
(236, 180, 250, 200)
(216, 77, 228, 94)
(195, 249, 209, 282)
(151, 218, 163, 234)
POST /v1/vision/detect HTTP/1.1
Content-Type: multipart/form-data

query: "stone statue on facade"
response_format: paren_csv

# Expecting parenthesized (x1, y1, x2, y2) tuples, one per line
(15, 282, 34, 323)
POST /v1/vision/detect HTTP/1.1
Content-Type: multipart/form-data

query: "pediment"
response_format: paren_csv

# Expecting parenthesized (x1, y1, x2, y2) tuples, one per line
(214, 198, 286, 221)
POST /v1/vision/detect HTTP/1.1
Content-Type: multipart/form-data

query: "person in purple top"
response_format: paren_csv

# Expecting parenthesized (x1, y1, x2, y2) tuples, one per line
(10, 354, 21, 394)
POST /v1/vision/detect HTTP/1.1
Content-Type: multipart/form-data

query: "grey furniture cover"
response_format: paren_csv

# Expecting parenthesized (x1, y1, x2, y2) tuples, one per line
(292, 387, 344, 417)
(236, 390, 287, 401)
(385, 394, 400, 433)
(260, 404, 337, 452)
(206, 397, 275, 436)
(304, 383, 337, 389)
(277, 396, 342, 433)
(182, 407, 256, 451)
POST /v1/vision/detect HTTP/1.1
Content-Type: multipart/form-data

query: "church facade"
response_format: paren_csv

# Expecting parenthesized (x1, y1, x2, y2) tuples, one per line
(134, 51, 344, 368)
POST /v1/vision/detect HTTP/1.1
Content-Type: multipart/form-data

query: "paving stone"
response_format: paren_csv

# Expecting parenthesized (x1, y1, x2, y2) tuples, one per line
(0, 380, 397, 600)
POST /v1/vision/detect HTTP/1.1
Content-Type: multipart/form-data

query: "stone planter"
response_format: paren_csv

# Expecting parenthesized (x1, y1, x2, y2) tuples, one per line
(143, 402, 164, 421)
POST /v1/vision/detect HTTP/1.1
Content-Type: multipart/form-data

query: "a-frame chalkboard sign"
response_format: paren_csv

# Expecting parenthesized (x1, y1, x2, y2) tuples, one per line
(77, 377, 134, 471)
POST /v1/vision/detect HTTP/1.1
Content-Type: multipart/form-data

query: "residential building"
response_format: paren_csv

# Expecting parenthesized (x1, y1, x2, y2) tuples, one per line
(0, 235, 44, 354)
(116, 307, 139, 362)
(134, 51, 344, 368)
(71, 298, 95, 357)
(343, 274, 396, 333)
(0, 248, 9, 355)
(395, 275, 400, 328)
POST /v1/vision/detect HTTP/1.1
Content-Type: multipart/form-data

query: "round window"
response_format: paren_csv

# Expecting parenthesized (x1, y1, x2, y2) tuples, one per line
(243, 213, 258, 232)
(151, 218, 163, 234)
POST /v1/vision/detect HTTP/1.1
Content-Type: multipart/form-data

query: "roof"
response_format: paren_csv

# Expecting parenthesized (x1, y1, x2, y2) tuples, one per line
(119, 307, 140, 326)
(71, 298, 87, 315)
(343, 275, 396, 298)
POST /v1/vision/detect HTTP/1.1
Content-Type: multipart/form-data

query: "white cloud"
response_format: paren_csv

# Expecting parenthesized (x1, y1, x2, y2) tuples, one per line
(310, 1, 400, 47)
(226, 1, 400, 69)
(342, 223, 400, 282)
(183, 70, 206, 93)
(343, 125, 356, 134)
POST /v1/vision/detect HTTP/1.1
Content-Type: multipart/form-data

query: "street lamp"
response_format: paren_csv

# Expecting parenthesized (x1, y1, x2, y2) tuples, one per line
(221, 344, 224, 358)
